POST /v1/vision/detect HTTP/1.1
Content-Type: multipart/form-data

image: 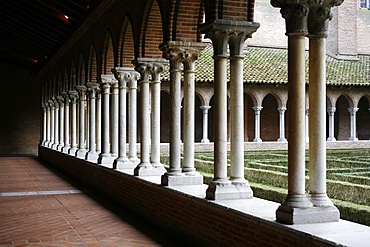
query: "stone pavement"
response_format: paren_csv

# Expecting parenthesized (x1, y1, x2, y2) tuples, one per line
(0, 156, 185, 247)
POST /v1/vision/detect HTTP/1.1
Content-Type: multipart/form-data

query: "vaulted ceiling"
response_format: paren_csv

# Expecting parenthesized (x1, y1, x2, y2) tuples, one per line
(0, 0, 100, 72)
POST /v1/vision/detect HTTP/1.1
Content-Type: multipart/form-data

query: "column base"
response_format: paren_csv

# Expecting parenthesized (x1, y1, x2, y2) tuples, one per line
(276, 204, 340, 224)
(113, 157, 136, 170)
(76, 149, 87, 159)
(349, 137, 358, 141)
(327, 137, 336, 141)
(206, 180, 253, 200)
(128, 157, 141, 166)
(85, 151, 99, 162)
(253, 138, 262, 143)
(51, 143, 59, 150)
(134, 163, 166, 176)
(62, 145, 70, 154)
(201, 139, 210, 143)
(277, 138, 287, 142)
(57, 144, 64, 151)
(68, 147, 77, 156)
(162, 172, 203, 186)
(97, 154, 115, 166)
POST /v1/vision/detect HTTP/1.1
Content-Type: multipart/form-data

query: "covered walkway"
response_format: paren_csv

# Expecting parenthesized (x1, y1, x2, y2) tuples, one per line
(0, 156, 187, 246)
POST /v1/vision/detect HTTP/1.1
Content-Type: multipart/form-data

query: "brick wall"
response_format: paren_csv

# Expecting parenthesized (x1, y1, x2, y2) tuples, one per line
(39, 146, 344, 247)
(0, 60, 40, 155)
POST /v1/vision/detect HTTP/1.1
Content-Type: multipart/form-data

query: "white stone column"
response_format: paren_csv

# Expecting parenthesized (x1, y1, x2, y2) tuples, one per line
(327, 107, 336, 141)
(112, 67, 140, 170)
(111, 80, 119, 160)
(159, 42, 183, 183)
(127, 73, 139, 164)
(308, 4, 339, 221)
(45, 101, 51, 147)
(51, 97, 59, 150)
(133, 59, 152, 174)
(273, 1, 313, 224)
(348, 107, 359, 141)
(200, 106, 211, 143)
(85, 82, 99, 162)
(277, 107, 287, 142)
(305, 108, 309, 142)
(48, 99, 55, 148)
(96, 90, 101, 154)
(98, 75, 115, 165)
(68, 91, 79, 155)
(76, 86, 87, 158)
(56, 96, 65, 151)
(41, 103, 47, 146)
(61, 92, 71, 153)
(252, 106, 263, 142)
(230, 29, 258, 198)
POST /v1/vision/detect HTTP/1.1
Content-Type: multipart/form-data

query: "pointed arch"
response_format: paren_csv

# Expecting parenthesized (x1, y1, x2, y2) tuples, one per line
(79, 53, 86, 85)
(63, 67, 69, 91)
(119, 17, 136, 67)
(102, 30, 115, 74)
(70, 61, 77, 89)
(140, 0, 163, 58)
(88, 44, 98, 82)
(261, 94, 279, 141)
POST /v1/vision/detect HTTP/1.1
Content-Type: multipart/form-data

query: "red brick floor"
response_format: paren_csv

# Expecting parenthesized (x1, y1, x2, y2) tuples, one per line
(0, 157, 184, 247)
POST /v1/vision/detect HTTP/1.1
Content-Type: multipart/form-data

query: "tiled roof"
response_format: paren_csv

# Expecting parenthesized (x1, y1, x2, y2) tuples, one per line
(162, 44, 370, 86)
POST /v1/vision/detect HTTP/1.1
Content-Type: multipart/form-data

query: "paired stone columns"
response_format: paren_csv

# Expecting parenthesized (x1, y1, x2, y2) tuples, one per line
(68, 91, 79, 155)
(133, 58, 167, 176)
(305, 108, 310, 142)
(45, 100, 52, 147)
(127, 72, 140, 165)
(41, 103, 47, 146)
(200, 105, 211, 143)
(160, 41, 206, 186)
(252, 106, 263, 142)
(272, 0, 341, 224)
(112, 67, 140, 170)
(200, 19, 259, 199)
(348, 107, 359, 141)
(85, 82, 100, 162)
(327, 107, 336, 141)
(51, 97, 59, 150)
(98, 75, 117, 165)
(76, 86, 87, 158)
(61, 92, 71, 153)
(277, 107, 287, 142)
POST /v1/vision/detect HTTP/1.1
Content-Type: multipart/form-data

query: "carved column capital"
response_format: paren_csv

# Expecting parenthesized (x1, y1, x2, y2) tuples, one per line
(159, 41, 207, 70)
(68, 90, 79, 104)
(278, 107, 287, 112)
(199, 19, 260, 57)
(200, 105, 212, 111)
(327, 107, 336, 114)
(132, 58, 168, 82)
(48, 99, 55, 109)
(252, 106, 263, 113)
(52, 97, 59, 108)
(112, 67, 141, 88)
(57, 96, 65, 107)
(61, 91, 70, 106)
(86, 82, 100, 99)
(271, 1, 309, 35)
(348, 107, 359, 115)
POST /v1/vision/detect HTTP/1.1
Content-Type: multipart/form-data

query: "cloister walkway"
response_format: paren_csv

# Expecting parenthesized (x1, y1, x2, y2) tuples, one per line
(0, 156, 186, 246)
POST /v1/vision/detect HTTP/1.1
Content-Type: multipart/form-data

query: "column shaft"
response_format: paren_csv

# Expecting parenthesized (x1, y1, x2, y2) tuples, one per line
(128, 77, 139, 164)
(252, 107, 262, 142)
(62, 92, 71, 153)
(48, 100, 55, 148)
(348, 107, 359, 141)
(52, 98, 59, 150)
(327, 107, 336, 141)
(76, 86, 87, 158)
(57, 96, 65, 151)
(200, 106, 211, 143)
(111, 82, 119, 158)
(86, 82, 99, 161)
(68, 91, 78, 155)
(278, 107, 287, 142)
(150, 80, 161, 166)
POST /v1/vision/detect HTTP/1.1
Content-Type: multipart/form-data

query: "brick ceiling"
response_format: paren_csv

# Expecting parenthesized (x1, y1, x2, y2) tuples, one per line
(0, 0, 100, 71)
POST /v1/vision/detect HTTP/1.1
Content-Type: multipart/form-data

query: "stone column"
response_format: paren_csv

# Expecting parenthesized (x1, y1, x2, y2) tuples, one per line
(127, 73, 140, 164)
(111, 79, 119, 160)
(51, 97, 59, 150)
(200, 106, 211, 143)
(68, 91, 79, 155)
(41, 103, 47, 146)
(96, 90, 101, 154)
(76, 86, 87, 158)
(348, 107, 359, 141)
(61, 92, 71, 153)
(98, 75, 116, 165)
(272, 1, 313, 224)
(277, 107, 287, 142)
(229, 29, 258, 198)
(327, 107, 336, 141)
(56, 96, 65, 151)
(112, 67, 140, 170)
(308, 3, 340, 221)
(48, 99, 55, 148)
(160, 42, 183, 182)
(305, 108, 310, 142)
(45, 101, 52, 147)
(252, 106, 263, 142)
(85, 82, 99, 162)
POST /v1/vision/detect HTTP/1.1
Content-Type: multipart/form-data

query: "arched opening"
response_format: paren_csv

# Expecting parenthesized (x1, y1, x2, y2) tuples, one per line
(357, 96, 370, 140)
(335, 95, 350, 140)
(261, 94, 279, 141)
